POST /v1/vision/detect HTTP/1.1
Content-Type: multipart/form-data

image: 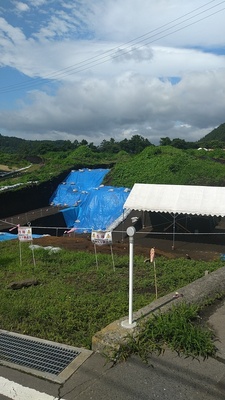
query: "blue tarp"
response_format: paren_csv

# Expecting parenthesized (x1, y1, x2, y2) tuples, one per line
(0, 168, 131, 241)
(50, 168, 130, 233)
(50, 168, 110, 207)
(0, 232, 43, 241)
(0, 232, 18, 241)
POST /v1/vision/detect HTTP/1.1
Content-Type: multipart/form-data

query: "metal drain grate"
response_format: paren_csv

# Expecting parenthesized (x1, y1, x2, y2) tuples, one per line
(0, 332, 81, 375)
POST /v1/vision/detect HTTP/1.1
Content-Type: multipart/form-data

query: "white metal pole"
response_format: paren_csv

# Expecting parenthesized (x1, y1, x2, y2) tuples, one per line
(128, 235, 134, 325)
(121, 226, 137, 329)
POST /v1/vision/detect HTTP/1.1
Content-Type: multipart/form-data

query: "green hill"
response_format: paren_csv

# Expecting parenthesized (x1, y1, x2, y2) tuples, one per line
(198, 123, 225, 147)
(2, 127, 225, 191)
(107, 146, 225, 187)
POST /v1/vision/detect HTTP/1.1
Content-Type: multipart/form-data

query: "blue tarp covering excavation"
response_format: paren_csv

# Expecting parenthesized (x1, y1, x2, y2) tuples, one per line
(50, 168, 109, 208)
(0, 168, 130, 241)
(50, 168, 130, 233)
(0, 232, 18, 241)
(0, 232, 42, 241)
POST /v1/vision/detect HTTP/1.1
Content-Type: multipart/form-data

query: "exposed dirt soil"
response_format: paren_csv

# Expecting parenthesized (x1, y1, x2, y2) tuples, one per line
(0, 164, 12, 171)
(33, 234, 149, 257)
(33, 231, 225, 261)
(2, 206, 225, 261)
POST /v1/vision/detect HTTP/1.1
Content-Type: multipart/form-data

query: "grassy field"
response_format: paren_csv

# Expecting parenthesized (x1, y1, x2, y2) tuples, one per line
(0, 240, 224, 351)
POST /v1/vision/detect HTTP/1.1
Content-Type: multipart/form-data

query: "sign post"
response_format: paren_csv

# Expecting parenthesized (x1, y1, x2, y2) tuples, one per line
(121, 226, 137, 329)
(18, 225, 35, 267)
(150, 247, 158, 299)
(91, 231, 115, 271)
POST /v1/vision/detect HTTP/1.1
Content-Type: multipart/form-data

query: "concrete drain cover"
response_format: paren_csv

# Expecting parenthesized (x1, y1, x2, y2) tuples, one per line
(0, 329, 92, 383)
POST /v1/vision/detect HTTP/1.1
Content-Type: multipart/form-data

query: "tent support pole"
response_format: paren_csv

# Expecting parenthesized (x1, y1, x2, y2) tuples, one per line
(172, 213, 177, 250)
(122, 210, 124, 242)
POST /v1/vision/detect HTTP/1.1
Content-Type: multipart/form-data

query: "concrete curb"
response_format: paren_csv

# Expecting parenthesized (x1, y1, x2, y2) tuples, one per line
(92, 266, 225, 356)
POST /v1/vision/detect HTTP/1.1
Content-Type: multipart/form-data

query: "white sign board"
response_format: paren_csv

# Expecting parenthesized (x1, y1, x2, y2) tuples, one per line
(91, 231, 112, 246)
(18, 226, 33, 242)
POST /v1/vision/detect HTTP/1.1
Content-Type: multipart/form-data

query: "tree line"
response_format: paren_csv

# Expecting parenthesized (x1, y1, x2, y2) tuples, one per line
(1, 121, 225, 158)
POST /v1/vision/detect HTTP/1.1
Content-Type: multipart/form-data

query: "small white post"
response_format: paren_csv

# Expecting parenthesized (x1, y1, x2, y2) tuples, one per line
(121, 226, 137, 329)
(19, 240, 22, 267)
(94, 243, 98, 269)
(110, 245, 115, 272)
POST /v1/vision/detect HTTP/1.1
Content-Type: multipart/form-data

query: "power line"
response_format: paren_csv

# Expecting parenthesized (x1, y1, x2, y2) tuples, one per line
(61, 5, 225, 77)
(0, 0, 224, 94)
(1, 0, 224, 92)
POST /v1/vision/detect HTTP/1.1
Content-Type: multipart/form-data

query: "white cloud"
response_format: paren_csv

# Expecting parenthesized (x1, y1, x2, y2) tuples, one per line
(112, 46, 154, 63)
(0, 0, 224, 144)
(27, 0, 48, 6)
(78, 0, 225, 46)
(15, 2, 30, 12)
(0, 66, 224, 144)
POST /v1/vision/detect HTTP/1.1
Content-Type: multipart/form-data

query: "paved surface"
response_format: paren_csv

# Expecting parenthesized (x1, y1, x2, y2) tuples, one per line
(61, 352, 225, 400)
(59, 299, 225, 400)
(0, 299, 224, 400)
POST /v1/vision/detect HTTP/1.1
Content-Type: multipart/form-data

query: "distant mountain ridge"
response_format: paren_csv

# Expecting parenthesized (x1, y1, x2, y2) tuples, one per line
(0, 133, 25, 153)
(198, 123, 225, 145)
(1, 122, 225, 152)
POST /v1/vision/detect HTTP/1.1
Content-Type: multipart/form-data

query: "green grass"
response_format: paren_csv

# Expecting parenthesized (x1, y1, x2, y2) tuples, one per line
(115, 302, 217, 363)
(0, 240, 223, 350)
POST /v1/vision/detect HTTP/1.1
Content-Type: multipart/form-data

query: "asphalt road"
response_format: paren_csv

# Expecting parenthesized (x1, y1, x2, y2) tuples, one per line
(0, 351, 224, 400)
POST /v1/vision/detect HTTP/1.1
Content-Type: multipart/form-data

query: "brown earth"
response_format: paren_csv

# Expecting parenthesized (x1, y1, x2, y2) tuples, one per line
(0, 164, 12, 171)
(2, 206, 225, 261)
(32, 230, 225, 262)
(33, 234, 149, 257)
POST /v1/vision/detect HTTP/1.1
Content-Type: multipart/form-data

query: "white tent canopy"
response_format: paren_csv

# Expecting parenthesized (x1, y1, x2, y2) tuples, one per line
(123, 184, 225, 217)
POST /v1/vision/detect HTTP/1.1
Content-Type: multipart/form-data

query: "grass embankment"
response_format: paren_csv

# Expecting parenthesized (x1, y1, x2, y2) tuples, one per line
(0, 240, 223, 356)
(116, 302, 218, 363)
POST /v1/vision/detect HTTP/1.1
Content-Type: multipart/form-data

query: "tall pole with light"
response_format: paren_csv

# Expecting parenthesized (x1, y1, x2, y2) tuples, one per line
(121, 226, 137, 329)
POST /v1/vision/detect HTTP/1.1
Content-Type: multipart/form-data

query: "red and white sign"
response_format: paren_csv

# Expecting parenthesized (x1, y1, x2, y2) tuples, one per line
(18, 226, 33, 242)
(91, 231, 112, 246)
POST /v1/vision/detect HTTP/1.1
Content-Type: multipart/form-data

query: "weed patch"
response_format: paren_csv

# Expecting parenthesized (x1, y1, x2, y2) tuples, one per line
(115, 303, 217, 363)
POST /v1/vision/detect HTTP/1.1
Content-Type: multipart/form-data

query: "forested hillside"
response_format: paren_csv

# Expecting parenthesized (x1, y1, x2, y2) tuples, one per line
(107, 146, 225, 187)
(198, 123, 225, 148)
(1, 123, 225, 192)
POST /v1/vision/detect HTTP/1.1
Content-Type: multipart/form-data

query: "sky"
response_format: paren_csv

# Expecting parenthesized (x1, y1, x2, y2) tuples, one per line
(0, 0, 225, 145)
